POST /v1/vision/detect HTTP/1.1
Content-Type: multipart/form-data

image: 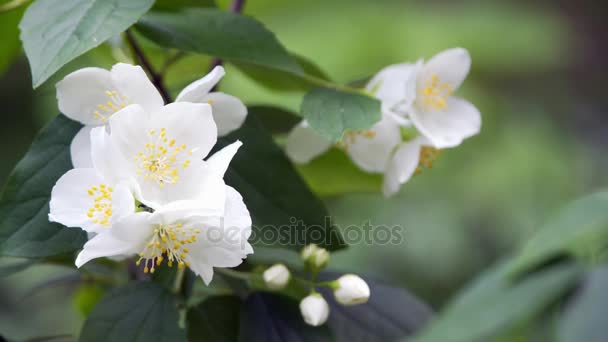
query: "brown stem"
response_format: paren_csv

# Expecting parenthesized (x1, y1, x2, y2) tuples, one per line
(125, 30, 172, 103)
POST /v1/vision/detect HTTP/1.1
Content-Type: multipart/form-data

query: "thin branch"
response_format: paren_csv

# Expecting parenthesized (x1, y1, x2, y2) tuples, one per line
(125, 30, 172, 103)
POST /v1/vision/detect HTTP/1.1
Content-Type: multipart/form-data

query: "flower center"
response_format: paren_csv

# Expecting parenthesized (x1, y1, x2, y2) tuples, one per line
(134, 128, 193, 187)
(86, 184, 113, 226)
(416, 146, 442, 175)
(93, 90, 130, 122)
(136, 222, 201, 273)
(336, 130, 377, 151)
(420, 74, 452, 111)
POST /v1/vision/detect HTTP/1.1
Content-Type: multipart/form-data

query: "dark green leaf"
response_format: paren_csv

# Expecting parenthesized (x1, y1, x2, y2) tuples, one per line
(318, 273, 432, 341)
(19, 0, 155, 87)
(0, 5, 24, 76)
(187, 295, 241, 341)
(507, 191, 608, 278)
(301, 87, 381, 141)
(296, 148, 383, 196)
(80, 282, 186, 342)
(0, 114, 86, 257)
(153, 0, 215, 11)
(240, 292, 332, 342)
(233, 54, 331, 92)
(0, 259, 33, 277)
(215, 114, 346, 251)
(136, 8, 302, 75)
(557, 265, 608, 342)
(414, 261, 582, 342)
(248, 106, 300, 134)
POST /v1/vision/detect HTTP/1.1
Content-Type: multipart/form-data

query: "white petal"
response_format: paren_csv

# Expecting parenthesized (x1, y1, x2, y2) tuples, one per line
(49, 169, 135, 234)
(175, 66, 226, 103)
(90, 126, 132, 185)
(186, 186, 252, 283)
(382, 137, 426, 197)
(56, 67, 113, 125)
(409, 97, 481, 149)
(206, 140, 242, 177)
(107, 104, 151, 161)
(154, 102, 218, 160)
(110, 63, 164, 112)
(204, 92, 247, 136)
(75, 212, 152, 267)
(419, 48, 471, 91)
(345, 116, 401, 173)
(70, 126, 94, 168)
(285, 121, 332, 164)
(366, 62, 419, 115)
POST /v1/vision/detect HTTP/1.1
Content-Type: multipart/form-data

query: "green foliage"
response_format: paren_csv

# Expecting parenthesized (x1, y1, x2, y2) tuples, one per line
(19, 0, 154, 87)
(0, 115, 86, 257)
(508, 191, 608, 278)
(136, 8, 302, 75)
(557, 265, 608, 342)
(152, 0, 215, 11)
(414, 261, 582, 342)
(0, 6, 24, 76)
(80, 282, 186, 342)
(73, 283, 105, 316)
(301, 87, 381, 141)
(187, 295, 241, 341)
(0, 259, 32, 277)
(216, 114, 346, 251)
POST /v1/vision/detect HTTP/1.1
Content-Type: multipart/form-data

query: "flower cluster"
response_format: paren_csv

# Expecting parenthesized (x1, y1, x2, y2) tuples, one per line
(49, 63, 252, 284)
(286, 48, 481, 197)
(262, 244, 371, 326)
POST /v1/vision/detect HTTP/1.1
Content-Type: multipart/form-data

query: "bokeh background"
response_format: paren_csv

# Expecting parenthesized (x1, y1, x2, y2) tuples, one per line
(1, 0, 607, 339)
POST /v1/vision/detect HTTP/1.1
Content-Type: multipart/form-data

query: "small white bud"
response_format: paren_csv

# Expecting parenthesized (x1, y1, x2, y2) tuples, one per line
(263, 264, 290, 290)
(333, 274, 370, 305)
(299, 293, 330, 326)
(301, 244, 320, 261)
(311, 248, 330, 269)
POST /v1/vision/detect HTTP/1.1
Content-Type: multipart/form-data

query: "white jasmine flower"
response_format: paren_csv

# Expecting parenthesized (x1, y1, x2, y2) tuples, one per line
(49, 168, 135, 234)
(332, 274, 370, 305)
(286, 48, 481, 197)
(57, 64, 247, 168)
(299, 293, 330, 326)
(89, 102, 228, 209)
(75, 186, 253, 284)
(366, 48, 481, 149)
(263, 264, 291, 290)
(176, 66, 248, 136)
(57, 63, 165, 168)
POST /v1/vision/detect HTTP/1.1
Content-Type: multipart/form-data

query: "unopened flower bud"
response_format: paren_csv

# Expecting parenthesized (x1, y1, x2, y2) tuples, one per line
(263, 263, 290, 290)
(299, 293, 330, 326)
(333, 274, 370, 305)
(300, 244, 320, 261)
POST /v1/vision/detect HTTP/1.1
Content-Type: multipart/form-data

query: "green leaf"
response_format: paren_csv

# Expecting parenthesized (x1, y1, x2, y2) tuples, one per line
(233, 54, 331, 92)
(247, 106, 300, 134)
(0, 6, 24, 76)
(414, 261, 582, 342)
(301, 87, 381, 141)
(153, 0, 215, 11)
(0, 114, 86, 258)
(73, 283, 105, 316)
(214, 114, 346, 251)
(187, 295, 241, 341)
(136, 8, 302, 75)
(557, 265, 608, 342)
(19, 0, 155, 87)
(0, 259, 33, 277)
(507, 191, 608, 278)
(296, 148, 383, 196)
(240, 292, 333, 342)
(80, 282, 186, 342)
(317, 273, 433, 341)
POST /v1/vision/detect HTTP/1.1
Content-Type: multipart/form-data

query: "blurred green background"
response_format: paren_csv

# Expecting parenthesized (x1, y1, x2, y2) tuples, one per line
(1, 0, 607, 340)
